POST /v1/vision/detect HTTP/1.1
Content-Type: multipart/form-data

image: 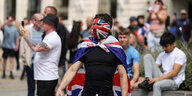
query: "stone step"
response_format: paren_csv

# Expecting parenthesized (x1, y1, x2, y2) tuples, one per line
(131, 89, 192, 96)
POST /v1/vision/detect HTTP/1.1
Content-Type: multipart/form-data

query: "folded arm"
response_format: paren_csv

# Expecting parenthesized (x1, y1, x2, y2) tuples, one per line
(23, 35, 50, 52)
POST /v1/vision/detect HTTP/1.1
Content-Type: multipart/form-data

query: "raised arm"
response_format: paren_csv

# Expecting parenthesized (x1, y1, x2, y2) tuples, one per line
(56, 61, 83, 96)
(156, 10, 168, 23)
(118, 64, 128, 96)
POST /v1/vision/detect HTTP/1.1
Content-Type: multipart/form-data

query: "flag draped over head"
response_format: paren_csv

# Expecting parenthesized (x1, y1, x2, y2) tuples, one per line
(93, 18, 111, 40)
(67, 36, 131, 96)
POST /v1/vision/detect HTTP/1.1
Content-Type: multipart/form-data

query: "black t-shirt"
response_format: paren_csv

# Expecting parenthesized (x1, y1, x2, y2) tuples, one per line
(80, 47, 122, 94)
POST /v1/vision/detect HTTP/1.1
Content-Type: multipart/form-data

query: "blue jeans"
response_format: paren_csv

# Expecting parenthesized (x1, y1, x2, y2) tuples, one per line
(26, 64, 35, 96)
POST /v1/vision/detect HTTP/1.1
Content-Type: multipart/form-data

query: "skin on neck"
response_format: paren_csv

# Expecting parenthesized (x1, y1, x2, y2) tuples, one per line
(123, 44, 129, 51)
(33, 26, 41, 31)
(45, 28, 55, 35)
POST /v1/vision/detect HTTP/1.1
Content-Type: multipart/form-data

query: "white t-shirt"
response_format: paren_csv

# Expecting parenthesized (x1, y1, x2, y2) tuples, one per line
(0, 30, 3, 47)
(34, 31, 61, 80)
(156, 47, 187, 87)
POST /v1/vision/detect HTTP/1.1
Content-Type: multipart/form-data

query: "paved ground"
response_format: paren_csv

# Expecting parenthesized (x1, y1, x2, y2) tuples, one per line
(0, 68, 28, 96)
(0, 59, 67, 96)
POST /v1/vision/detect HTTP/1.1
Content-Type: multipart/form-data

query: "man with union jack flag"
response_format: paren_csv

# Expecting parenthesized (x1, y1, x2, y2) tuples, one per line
(56, 13, 131, 96)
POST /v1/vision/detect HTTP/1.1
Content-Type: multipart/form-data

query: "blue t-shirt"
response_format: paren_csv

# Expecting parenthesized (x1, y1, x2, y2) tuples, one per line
(2, 25, 19, 49)
(124, 45, 140, 80)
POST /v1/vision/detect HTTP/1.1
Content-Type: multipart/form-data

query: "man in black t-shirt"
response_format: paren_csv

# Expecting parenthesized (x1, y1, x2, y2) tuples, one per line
(56, 13, 129, 96)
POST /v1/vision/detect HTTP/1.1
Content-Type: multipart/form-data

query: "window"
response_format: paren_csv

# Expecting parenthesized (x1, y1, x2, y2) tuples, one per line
(5, 0, 16, 19)
(59, 0, 69, 20)
(28, 0, 41, 19)
(110, 0, 117, 18)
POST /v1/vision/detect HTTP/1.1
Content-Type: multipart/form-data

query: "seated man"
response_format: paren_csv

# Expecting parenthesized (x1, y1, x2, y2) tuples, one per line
(138, 32, 187, 96)
(118, 29, 140, 89)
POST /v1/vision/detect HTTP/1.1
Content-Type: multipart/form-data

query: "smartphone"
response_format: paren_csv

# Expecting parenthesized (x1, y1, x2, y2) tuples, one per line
(21, 21, 24, 28)
(152, 5, 160, 12)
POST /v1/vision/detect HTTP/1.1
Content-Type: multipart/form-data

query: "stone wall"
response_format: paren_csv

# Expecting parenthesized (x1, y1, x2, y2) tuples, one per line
(117, 0, 149, 28)
(67, 0, 98, 29)
(0, 0, 5, 24)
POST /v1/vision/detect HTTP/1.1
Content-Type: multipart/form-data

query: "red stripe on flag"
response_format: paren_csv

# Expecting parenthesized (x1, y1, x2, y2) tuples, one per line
(113, 73, 120, 86)
(100, 31, 108, 37)
(113, 73, 131, 94)
(105, 42, 121, 46)
(94, 18, 100, 24)
(68, 73, 85, 90)
(97, 26, 110, 33)
(83, 40, 92, 42)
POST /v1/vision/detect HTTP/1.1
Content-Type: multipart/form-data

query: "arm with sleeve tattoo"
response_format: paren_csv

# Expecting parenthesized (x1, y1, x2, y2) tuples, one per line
(23, 36, 50, 52)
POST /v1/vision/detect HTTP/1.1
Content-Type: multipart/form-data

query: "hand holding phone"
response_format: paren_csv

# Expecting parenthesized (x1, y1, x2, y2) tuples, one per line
(21, 21, 24, 28)
(20, 21, 25, 36)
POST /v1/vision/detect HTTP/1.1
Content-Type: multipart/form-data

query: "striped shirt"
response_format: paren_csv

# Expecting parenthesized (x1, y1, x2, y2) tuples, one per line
(32, 28, 43, 55)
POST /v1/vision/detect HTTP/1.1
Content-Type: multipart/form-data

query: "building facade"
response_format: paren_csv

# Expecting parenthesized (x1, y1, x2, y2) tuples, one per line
(0, 0, 189, 28)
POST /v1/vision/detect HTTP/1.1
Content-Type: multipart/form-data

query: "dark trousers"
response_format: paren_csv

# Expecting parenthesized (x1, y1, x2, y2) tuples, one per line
(26, 64, 35, 96)
(15, 50, 20, 70)
(37, 79, 58, 96)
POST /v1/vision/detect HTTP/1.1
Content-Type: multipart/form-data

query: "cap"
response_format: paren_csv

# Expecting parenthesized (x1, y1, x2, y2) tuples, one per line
(129, 16, 136, 22)
(41, 14, 58, 28)
(180, 9, 187, 14)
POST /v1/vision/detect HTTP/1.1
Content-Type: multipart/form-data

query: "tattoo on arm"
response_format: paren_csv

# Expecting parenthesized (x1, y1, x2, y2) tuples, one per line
(39, 42, 49, 49)
(23, 36, 49, 51)
(23, 36, 37, 48)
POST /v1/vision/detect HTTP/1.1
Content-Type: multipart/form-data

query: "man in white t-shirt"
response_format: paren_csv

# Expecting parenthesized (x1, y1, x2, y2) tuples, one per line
(138, 32, 186, 96)
(21, 14, 61, 96)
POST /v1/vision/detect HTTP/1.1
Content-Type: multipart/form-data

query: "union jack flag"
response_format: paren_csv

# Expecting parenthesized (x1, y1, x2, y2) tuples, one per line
(67, 36, 131, 96)
(135, 21, 150, 36)
(93, 18, 111, 40)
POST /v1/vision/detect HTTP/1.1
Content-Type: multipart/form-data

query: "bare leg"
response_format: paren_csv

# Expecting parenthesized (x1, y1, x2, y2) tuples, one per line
(9, 57, 14, 79)
(2, 58, 7, 71)
(9, 57, 14, 72)
(2, 58, 7, 78)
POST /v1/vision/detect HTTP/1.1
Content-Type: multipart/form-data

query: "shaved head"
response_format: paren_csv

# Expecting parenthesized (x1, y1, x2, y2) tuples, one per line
(32, 13, 43, 20)
(43, 6, 57, 16)
(32, 13, 43, 29)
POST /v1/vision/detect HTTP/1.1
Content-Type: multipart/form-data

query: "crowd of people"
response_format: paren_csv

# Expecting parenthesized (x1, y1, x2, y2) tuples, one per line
(0, 0, 191, 96)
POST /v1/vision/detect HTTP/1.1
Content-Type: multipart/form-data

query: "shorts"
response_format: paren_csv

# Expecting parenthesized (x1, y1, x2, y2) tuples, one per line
(2, 48, 15, 59)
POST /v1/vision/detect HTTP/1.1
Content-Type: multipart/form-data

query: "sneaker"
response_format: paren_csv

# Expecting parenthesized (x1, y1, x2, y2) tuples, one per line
(16, 65, 20, 71)
(9, 74, 14, 79)
(2, 73, 6, 79)
(138, 77, 150, 90)
(9, 71, 14, 79)
(147, 83, 153, 91)
(2, 71, 6, 79)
